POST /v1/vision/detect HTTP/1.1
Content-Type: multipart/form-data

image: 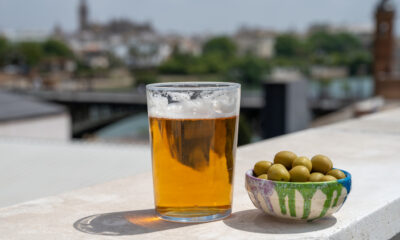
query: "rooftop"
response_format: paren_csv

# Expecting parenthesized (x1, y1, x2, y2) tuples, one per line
(1, 108, 400, 239)
(0, 91, 65, 122)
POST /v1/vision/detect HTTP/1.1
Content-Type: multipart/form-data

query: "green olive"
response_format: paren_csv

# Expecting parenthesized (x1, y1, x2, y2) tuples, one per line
(320, 175, 337, 182)
(274, 151, 297, 170)
(253, 161, 273, 176)
(311, 154, 333, 174)
(258, 174, 269, 180)
(309, 172, 324, 182)
(289, 165, 310, 182)
(267, 164, 291, 181)
(327, 169, 346, 179)
(292, 156, 312, 172)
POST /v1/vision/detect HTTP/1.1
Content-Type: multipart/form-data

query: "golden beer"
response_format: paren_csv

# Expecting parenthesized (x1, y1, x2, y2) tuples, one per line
(146, 82, 240, 222)
(150, 116, 238, 220)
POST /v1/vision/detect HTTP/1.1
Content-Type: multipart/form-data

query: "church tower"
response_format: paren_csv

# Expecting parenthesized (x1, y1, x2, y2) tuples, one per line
(79, 0, 89, 31)
(373, 0, 395, 94)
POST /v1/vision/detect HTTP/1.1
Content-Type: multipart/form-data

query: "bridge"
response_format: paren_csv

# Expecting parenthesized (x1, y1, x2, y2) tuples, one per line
(9, 89, 349, 110)
(10, 89, 264, 109)
(9, 88, 351, 139)
(9, 89, 264, 138)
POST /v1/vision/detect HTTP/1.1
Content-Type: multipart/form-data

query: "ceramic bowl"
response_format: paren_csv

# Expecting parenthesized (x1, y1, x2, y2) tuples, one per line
(245, 169, 351, 221)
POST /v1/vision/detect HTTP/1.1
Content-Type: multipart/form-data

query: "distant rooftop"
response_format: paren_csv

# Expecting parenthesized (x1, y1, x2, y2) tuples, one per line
(0, 91, 65, 122)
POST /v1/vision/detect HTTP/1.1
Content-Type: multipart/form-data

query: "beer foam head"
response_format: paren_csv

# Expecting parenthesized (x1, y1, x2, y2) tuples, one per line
(146, 82, 240, 119)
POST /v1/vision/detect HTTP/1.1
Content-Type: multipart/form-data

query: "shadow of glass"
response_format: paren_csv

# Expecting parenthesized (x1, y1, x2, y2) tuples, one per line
(223, 209, 337, 234)
(74, 209, 196, 236)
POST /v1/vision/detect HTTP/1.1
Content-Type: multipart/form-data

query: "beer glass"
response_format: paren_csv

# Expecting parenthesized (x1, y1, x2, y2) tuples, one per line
(146, 82, 240, 223)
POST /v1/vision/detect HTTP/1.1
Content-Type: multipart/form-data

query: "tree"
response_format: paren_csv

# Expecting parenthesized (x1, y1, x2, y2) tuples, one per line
(307, 30, 363, 55)
(275, 34, 305, 57)
(305, 30, 370, 75)
(132, 70, 158, 87)
(201, 53, 230, 73)
(202, 37, 237, 58)
(226, 56, 271, 86)
(42, 39, 73, 58)
(0, 36, 9, 66)
(16, 41, 44, 66)
(347, 51, 372, 75)
(158, 52, 195, 74)
(238, 114, 252, 146)
(159, 49, 231, 75)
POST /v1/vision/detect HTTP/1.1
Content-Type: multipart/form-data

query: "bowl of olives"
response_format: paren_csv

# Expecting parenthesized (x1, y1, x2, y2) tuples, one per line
(245, 151, 352, 221)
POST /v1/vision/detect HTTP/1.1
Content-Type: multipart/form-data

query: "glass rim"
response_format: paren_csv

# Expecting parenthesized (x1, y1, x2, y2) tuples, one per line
(146, 82, 240, 91)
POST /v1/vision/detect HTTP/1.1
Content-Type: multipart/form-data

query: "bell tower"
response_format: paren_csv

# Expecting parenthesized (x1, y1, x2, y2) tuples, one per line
(373, 0, 396, 95)
(79, 0, 89, 31)
(374, 0, 395, 76)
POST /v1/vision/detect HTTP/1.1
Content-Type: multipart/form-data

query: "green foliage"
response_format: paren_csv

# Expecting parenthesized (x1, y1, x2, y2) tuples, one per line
(16, 41, 44, 66)
(158, 53, 195, 74)
(238, 114, 252, 146)
(202, 36, 237, 58)
(0, 36, 10, 66)
(201, 53, 230, 73)
(159, 51, 231, 75)
(275, 34, 305, 57)
(107, 52, 124, 68)
(133, 72, 158, 87)
(0, 37, 7, 53)
(75, 61, 95, 78)
(159, 36, 238, 75)
(0, 38, 75, 69)
(42, 39, 73, 58)
(159, 36, 272, 87)
(307, 30, 363, 55)
(226, 56, 271, 86)
(273, 30, 371, 76)
(159, 30, 371, 86)
(347, 51, 372, 75)
(306, 31, 371, 75)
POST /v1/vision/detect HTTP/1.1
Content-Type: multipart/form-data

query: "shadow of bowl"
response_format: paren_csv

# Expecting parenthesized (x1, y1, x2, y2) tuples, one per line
(223, 209, 337, 234)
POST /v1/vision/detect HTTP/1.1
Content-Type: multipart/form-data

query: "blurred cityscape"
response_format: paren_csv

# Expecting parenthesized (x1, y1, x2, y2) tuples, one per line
(0, 0, 399, 145)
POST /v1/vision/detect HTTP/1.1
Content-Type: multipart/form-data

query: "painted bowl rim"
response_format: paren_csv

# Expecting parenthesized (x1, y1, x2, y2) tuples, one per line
(246, 168, 351, 186)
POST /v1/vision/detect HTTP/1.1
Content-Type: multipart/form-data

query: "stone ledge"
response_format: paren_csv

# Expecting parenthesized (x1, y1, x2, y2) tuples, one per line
(1, 108, 400, 239)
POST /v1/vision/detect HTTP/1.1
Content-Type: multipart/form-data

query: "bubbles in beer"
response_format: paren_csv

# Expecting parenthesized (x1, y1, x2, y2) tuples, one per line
(147, 89, 239, 119)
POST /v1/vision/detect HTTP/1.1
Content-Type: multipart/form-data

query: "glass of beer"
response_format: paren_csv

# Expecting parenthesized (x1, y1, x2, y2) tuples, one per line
(146, 82, 240, 223)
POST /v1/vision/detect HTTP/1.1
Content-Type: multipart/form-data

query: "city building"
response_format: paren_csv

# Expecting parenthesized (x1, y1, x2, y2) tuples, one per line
(310, 66, 349, 80)
(176, 36, 203, 56)
(270, 67, 304, 82)
(233, 27, 276, 58)
(78, 0, 153, 37)
(68, 0, 170, 68)
(1, 29, 49, 43)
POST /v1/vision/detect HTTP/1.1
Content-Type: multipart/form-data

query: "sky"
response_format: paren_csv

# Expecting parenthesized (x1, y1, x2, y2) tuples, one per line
(0, 0, 399, 35)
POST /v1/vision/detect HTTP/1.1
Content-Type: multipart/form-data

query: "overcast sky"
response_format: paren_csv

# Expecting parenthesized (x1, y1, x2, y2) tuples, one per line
(0, 0, 399, 35)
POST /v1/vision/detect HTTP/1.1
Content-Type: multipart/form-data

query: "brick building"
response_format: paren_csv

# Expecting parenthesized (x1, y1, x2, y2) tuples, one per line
(373, 0, 400, 98)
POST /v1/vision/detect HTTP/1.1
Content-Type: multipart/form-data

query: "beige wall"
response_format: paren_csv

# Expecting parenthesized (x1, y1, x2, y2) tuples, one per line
(0, 113, 70, 140)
